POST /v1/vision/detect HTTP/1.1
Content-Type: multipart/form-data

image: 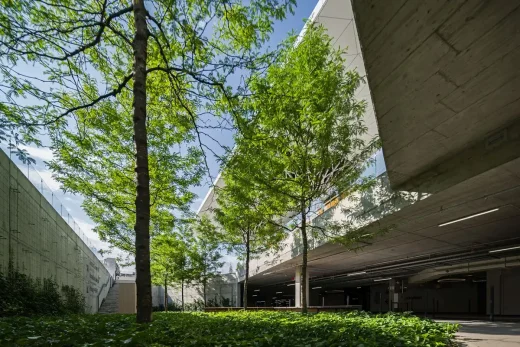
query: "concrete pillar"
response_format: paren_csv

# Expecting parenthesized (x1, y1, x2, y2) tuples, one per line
(305, 268, 309, 307)
(294, 266, 309, 308)
(295, 266, 301, 307)
(389, 279, 396, 312)
(236, 282, 241, 308)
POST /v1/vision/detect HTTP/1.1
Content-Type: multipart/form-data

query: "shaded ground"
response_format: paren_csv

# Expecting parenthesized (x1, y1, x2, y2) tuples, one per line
(438, 320, 520, 347)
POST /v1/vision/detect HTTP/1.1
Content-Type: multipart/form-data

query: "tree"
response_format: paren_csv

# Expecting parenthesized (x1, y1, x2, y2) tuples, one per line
(228, 24, 381, 313)
(190, 217, 224, 307)
(151, 229, 195, 312)
(169, 232, 194, 312)
(151, 233, 182, 311)
(214, 173, 286, 309)
(1, 0, 296, 322)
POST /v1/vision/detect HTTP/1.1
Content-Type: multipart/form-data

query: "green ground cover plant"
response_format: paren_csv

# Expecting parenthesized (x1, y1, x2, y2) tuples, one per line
(0, 311, 457, 346)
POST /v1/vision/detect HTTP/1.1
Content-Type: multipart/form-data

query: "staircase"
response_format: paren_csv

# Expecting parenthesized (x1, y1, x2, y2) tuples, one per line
(98, 283, 120, 314)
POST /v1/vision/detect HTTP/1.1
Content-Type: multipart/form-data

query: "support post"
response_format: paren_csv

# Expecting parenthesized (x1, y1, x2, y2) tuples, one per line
(294, 266, 309, 308)
(389, 279, 396, 312)
(295, 266, 301, 308)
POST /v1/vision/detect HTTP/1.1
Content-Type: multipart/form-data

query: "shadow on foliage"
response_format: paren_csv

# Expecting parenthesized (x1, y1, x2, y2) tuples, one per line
(0, 263, 86, 316)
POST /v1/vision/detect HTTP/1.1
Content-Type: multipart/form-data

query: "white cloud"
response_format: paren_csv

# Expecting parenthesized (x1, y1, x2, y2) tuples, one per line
(19, 145, 54, 162)
(36, 170, 62, 192)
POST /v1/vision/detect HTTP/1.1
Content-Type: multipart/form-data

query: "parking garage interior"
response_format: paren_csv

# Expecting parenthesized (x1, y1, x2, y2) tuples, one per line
(243, 155, 520, 318)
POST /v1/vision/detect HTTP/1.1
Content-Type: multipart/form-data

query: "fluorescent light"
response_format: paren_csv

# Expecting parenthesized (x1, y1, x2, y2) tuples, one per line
(438, 208, 499, 227)
(472, 279, 486, 283)
(253, 295, 257, 297)
(312, 286, 322, 289)
(489, 245, 520, 253)
(438, 278, 465, 283)
(287, 284, 295, 286)
(357, 287, 361, 289)
(254, 289, 260, 292)
(347, 271, 367, 277)
(276, 291, 283, 294)
(374, 278, 392, 282)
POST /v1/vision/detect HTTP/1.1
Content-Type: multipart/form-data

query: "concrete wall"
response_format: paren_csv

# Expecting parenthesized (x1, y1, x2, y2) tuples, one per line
(370, 283, 390, 313)
(487, 268, 520, 316)
(154, 273, 241, 308)
(368, 279, 487, 315)
(118, 282, 136, 313)
(0, 149, 111, 313)
(401, 283, 481, 314)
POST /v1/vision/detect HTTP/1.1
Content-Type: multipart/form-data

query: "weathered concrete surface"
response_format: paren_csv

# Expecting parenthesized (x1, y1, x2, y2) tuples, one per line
(352, 0, 520, 190)
(439, 320, 520, 347)
(0, 149, 111, 313)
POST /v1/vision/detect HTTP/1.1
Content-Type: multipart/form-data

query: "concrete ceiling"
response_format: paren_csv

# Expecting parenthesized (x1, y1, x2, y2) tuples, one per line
(351, 0, 520, 190)
(249, 156, 520, 287)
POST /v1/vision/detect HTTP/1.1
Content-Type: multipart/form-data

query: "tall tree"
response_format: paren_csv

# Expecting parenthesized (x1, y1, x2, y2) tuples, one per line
(228, 25, 381, 313)
(151, 233, 181, 311)
(1, 0, 295, 322)
(190, 217, 224, 307)
(214, 174, 286, 308)
(169, 233, 193, 312)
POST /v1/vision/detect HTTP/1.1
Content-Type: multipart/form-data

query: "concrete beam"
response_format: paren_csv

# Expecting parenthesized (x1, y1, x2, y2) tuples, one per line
(352, 0, 520, 190)
(408, 256, 520, 283)
(401, 117, 520, 193)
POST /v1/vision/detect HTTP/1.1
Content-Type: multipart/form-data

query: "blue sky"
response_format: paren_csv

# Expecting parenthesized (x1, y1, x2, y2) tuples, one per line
(2, 1, 320, 270)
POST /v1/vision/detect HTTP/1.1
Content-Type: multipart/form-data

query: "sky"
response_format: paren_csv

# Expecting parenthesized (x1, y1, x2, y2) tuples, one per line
(1, 0, 320, 272)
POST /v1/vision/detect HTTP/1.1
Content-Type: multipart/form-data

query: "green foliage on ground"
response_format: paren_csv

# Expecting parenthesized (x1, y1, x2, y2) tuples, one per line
(0, 268, 86, 317)
(0, 311, 457, 346)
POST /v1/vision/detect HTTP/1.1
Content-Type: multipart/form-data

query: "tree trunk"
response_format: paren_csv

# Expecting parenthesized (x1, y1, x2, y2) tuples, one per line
(244, 230, 250, 309)
(301, 204, 308, 314)
(132, 0, 151, 323)
(181, 279, 185, 311)
(164, 275, 168, 312)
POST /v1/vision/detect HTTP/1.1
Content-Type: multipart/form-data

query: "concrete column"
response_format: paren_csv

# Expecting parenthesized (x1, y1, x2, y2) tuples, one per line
(294, 266, 309, 308)
(304, 268, 309, 307)
(389, 279, 396, 312)
(236, 282, 242, 308)
(295, 266, 301, 308)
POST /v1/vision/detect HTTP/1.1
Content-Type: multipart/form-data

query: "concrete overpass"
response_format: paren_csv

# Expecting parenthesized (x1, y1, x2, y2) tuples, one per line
(198, 0, 520, 318)
(352, 0, 520, 192)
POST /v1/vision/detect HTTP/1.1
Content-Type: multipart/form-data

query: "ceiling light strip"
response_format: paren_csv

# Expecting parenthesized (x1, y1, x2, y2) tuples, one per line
(438, 208, 499, 227)
(489, 245, 520, 253)
(347, 271, 367, 276)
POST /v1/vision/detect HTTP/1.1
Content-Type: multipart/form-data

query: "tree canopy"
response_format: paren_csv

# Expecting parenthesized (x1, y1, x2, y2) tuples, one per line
(214, 173, 287, 308)
(226, 24, 381, 312)
(0, 0, 296, 321)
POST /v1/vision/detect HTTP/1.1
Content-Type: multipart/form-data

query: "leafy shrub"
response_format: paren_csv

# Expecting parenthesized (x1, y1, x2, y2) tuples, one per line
(0, 266, 85, 317)
(0, 311, 458, 346)
(184, 299, 205, 311)
(152, 301, 182, 312)
(61, 285, 86, 314)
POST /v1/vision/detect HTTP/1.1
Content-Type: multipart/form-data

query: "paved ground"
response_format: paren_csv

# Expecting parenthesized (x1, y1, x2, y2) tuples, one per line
(437, 320, 520, 346)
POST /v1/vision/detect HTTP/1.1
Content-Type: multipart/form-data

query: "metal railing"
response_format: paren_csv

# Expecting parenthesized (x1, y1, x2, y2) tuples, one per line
(3, 146, 97, 249)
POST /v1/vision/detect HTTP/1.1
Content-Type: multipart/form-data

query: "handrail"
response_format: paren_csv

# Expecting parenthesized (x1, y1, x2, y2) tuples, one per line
(97, 275, 113, 309)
